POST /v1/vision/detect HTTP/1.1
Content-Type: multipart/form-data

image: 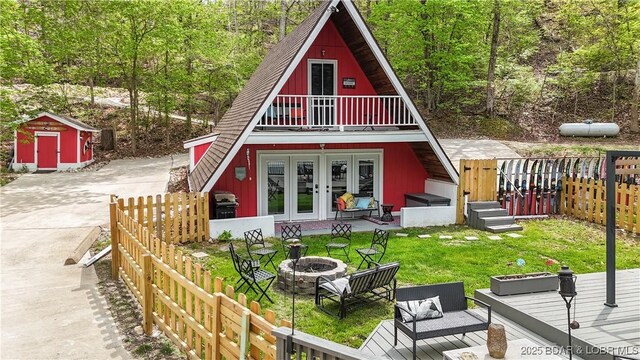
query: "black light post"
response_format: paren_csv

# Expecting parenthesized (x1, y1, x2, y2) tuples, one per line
(558, 265, 578, 360)
(287, 240, 302, 355)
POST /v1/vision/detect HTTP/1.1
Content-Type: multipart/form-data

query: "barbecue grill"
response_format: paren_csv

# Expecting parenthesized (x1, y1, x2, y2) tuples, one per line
(210, 191, 238, 219)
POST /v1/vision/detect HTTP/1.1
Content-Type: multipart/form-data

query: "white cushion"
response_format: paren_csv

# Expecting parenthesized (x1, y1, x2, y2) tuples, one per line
(397, 296, 444, 322)
(331, 277, 351, 295)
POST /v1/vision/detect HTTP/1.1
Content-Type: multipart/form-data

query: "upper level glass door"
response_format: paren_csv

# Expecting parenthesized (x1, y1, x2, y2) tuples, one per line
(308, 60, 336, 127)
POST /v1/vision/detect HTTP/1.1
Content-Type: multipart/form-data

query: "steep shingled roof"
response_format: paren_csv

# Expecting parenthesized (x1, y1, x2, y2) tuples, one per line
(189, 1, 332, 191)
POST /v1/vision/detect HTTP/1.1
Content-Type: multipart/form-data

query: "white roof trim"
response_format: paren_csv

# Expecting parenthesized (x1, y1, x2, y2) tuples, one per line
(199, 0, 339, 193)
(341, 1, 458, 184)
(183, 134, 219, 149)
(19, 112, 100, 132)
(246, 130, 428, 144)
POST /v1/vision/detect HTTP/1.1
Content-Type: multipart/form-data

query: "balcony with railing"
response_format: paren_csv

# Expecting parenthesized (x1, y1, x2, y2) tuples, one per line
(257, 95, 417, 130)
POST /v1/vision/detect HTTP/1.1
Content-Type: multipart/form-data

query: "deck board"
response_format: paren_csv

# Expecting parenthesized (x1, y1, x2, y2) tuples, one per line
(360, 309, 573, 360)
(475, 269, 640, 360)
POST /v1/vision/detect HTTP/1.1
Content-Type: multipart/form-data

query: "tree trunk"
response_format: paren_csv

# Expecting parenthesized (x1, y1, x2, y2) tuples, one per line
(279, 0, 287, 41)
(486, 0, 500, 118)
(631, 60, 640, 133)
(89, 76, 95, 105)
(129, 52, 138, 156)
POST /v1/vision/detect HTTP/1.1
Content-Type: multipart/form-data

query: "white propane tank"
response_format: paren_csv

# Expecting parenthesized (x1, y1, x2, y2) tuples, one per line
(559, 120, 620, 137)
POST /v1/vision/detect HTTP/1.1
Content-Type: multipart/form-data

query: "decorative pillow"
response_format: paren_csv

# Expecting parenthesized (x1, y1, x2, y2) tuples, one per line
(356, 198, 371, 209)
(337, 198, 346, 211)
(339, 192, 353, 203)
(331, 278, 351, 295)
(345, 197, 355, 209)
(397, 296, 444, 323)
(369, 197, 376, 208)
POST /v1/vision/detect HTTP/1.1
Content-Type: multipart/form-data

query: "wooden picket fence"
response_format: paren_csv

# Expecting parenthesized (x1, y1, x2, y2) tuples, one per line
(109, 195, 290, 360)
(111, 192, 210, 244)
(559, 176, 639, 234)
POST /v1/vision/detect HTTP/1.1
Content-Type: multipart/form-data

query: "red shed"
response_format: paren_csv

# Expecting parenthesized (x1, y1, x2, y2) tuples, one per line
(13, 112, 99, 171)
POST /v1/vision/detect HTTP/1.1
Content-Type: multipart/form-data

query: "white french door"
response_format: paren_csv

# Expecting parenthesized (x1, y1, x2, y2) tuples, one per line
(260, 151, 381, 221)
(325, 154, 380, 219)
(260, 155, 319, 221)
(261, 156, 289, 221)
(291, 156, 319, 220)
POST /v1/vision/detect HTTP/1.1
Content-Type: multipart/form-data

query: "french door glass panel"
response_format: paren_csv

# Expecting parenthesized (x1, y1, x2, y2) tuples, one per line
(266, 159, 287, 216)
(327, 157, 351, 214)
(292, 157, 318, 220)
(354, 156, 379, 199)
(310, 62, 335, 126)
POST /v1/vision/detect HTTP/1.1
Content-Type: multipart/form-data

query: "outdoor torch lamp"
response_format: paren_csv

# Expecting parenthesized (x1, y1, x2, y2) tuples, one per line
(286, 240, 302, 355)
(558, 265, 578, 360)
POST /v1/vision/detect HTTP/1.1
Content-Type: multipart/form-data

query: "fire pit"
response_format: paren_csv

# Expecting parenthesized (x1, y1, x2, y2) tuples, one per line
(277, 256, 347, 295)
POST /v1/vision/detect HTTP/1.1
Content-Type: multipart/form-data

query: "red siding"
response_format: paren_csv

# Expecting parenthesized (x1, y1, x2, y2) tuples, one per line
(15, 115, 78, 165)
(80, 131, 93, 162)
(279, 19, 376, 97)
(194, 143, 212, 165)
(212, 143, 427, 217)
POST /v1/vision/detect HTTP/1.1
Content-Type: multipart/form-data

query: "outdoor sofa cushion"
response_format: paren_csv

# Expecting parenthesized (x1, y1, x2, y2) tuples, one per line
(395, 309, 487, 339)
(397, 296, 443, 322)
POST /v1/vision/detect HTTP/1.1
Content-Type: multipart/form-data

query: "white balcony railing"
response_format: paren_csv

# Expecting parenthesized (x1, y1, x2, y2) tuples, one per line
(258, 95, 417, 129)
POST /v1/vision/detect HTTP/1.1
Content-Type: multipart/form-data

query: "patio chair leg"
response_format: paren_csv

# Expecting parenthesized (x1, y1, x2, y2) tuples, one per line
(413, 339, 416, 360)
(255, 278, 275, 303)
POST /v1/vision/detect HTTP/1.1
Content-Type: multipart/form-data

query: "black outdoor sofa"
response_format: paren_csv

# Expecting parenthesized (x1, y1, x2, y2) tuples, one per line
(315, 262, 400, 319)
(394, 282, 491, 360)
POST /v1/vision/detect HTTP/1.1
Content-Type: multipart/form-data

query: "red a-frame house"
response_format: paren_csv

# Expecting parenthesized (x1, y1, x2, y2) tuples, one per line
(184, 0, 458, 237)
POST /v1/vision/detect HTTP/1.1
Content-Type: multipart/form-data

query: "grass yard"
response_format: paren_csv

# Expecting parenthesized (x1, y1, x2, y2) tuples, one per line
(180, 218, 640, 349)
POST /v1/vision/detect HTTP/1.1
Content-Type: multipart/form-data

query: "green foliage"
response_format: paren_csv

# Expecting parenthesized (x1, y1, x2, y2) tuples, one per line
(218, 230, 232, 242)
(1, 0, 638, 141)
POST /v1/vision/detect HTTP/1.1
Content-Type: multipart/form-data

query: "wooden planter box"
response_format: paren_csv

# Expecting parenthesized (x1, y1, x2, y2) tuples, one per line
(490, 272, 557, 296)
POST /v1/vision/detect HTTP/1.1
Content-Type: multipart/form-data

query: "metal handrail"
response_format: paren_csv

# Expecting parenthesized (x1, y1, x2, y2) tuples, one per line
(498, 166, 523, 198)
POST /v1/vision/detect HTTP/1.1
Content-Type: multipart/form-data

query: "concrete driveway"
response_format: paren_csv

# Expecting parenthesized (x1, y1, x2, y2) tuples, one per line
(0, 154, 187, 360)
(439, 139, 521, 171)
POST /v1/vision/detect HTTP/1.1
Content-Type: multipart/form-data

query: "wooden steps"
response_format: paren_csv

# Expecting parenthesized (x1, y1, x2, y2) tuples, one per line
(467, 201, 522, 233)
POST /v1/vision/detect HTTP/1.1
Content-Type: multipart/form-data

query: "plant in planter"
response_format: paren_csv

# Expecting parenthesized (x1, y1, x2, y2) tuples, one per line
(490, 258, 558, 296)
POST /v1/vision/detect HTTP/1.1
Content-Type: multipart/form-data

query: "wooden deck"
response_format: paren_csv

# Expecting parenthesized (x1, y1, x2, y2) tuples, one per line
(359, 308, 574, 360)
(475, 269, 640, 360)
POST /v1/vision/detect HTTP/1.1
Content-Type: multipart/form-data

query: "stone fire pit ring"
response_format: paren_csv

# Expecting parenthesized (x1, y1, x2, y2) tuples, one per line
(277, 256, 348, 295)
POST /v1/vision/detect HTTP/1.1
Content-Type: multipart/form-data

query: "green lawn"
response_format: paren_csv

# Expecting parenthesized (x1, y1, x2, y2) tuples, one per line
(181, 218, 639, 348)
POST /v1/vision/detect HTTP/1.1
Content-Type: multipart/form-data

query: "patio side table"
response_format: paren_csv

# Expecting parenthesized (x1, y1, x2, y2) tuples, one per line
(381, 204, 394, 222)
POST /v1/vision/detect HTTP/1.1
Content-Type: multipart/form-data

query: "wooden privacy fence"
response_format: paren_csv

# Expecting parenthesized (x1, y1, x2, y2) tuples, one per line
(560, 176, 639, 234)
(456, 159, 498, 223)
(111, 192, 210, 244)
(110, 197, 287, 360)
(456, 157, 639, 234)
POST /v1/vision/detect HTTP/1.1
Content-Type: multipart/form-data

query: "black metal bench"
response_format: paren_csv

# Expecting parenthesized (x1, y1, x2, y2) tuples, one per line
(315, 262, 399, 319)
(394, 282, 491, 360)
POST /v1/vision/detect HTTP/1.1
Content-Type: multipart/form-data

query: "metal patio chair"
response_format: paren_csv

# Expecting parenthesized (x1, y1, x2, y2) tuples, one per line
(280, 224, 308, 258)
(355, 228, 389, 269)
(229, 242, 276, 303)
(244, 229, 278, 271)
(326, 223, 352, 262)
